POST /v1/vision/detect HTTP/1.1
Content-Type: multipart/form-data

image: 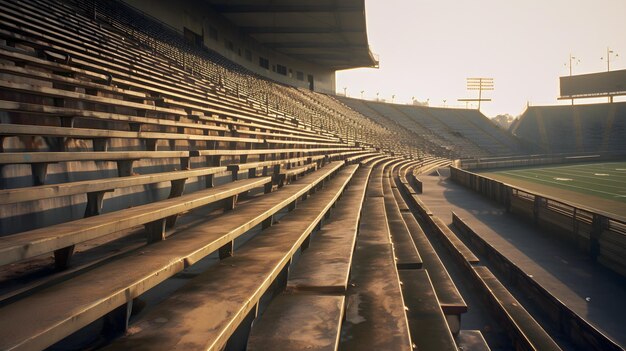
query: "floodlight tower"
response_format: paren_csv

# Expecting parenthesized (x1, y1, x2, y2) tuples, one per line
(458, 78, 494, 111)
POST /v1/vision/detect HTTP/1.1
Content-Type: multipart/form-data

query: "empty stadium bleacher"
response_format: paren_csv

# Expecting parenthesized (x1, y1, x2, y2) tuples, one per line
(0, 0, 624, 350)
(338, 97, 525, 158)
(513, 102, 626, 153)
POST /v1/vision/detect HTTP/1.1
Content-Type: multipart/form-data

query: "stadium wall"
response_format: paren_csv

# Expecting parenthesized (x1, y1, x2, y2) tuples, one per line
(121, 0, 336, 93)
(457, 152, 626, 171)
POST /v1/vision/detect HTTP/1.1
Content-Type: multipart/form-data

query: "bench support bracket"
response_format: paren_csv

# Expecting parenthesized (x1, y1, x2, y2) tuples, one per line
(145, 219, 166, 243)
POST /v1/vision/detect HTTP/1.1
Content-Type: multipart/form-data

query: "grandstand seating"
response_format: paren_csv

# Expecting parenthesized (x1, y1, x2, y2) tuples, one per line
(0, 0, 623, 350)
(512, 102, 626, 153)
(338, 97, 524, 158)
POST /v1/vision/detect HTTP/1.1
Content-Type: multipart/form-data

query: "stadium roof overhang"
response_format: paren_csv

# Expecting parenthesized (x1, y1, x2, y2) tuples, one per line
(204, 0, 379, 70)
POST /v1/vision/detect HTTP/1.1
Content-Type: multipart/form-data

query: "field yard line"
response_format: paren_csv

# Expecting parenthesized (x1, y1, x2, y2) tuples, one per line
(547, 169, 626, 179)
(500, 170, 626, 191)
(545, 165, 626, 178)
(544, 162, 626, 170)
(525, 165, 626, 177)
(526, 163, 626, 176)
(499, 171, 626, 198)
(519, 169, 626, 186)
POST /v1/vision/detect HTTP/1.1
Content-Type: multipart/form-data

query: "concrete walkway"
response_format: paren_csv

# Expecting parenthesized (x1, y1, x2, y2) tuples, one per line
(417, 173, 626, 347)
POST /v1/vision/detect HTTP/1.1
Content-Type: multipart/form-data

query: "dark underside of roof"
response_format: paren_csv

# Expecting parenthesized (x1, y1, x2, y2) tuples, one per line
(204, 0, 378, 70)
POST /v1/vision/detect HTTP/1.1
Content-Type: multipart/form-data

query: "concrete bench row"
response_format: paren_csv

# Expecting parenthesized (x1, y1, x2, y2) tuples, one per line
(0, 2, 345, 143)
(453, 212, 622, 351)
(397, 171, 564, 351)
(0, 160, 350, 351)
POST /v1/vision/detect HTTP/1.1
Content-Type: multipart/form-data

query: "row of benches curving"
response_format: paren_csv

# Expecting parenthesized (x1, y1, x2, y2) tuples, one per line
(0, 156, 429, 350)
(4, 149, 619, 350)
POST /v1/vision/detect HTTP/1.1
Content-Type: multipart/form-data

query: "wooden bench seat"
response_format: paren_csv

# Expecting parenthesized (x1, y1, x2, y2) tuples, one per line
(227, 149, 372, 181)
(0, 2, 194, 85)
(0, 162, 344, 351)
(246, 294, 345, 351)
(103, 164, 358, 351)
(234, 127, 341, 144)
(286, 161, 378, 293)
(0, 38, 342, 148)
(0, 123, 265, 148)
(0, 100, 340, 149)
(190, 146, 355, 157)
(0, 122, 342, 152)
(339, 163, 412, 351)
(245, 163, 385, 351)
(457, 330, 491, 351)
(0, 149, 189, 166)
(345, 151, 380, 164)
(0, 100, 230, 134)
(398, 269, 457, 351)
(0, 80, 187, 117)
(0, 15, 321, 140)
(383, 163, 422, 269)
(392, 187, 410, 211)
(0, 34, 311, 140)
(0, 176, 270, 267)
(162, 97, 323, 138)
(360, 154, 387, 165)
(402, 213, 467, 318)
(278, 162, 318, 185)
(472, 266, 562, 351)
(0, 46, 109, 82)
(0, 149, 194, 184)
(0, 28, 336, 146)
(0, 165, 227, 205)
(0, 62, 148, 100)
(0, 18, 215, 104)
(364, 158, 396, 198)
(228, 155, 323, 174)
(0, 4, 352, 147)
(429, 216, 480, 266)
(394, 184, 468, 331)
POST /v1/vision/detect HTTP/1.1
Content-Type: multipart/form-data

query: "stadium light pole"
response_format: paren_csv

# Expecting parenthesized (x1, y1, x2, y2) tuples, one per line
(566, 54, 580, 105)
(566, 53, 580, 76)
(601, 47, 618, 72)
(601, 48, 618, 102)
(391, 94, 395, 103)
(343, 87, 347, 97)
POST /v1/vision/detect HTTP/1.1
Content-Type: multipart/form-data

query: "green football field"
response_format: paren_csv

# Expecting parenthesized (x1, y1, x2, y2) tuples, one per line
(479, 161, 626, 215)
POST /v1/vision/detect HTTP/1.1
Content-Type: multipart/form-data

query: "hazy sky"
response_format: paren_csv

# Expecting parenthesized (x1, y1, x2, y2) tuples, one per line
(336, 0, 626, 117)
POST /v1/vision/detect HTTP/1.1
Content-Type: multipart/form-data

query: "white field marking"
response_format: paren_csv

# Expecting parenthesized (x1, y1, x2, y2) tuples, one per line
(499, 171, 626, 198)
(505, 169, 626, 190)
(554, 178, 573, 181)
(520, 167, 626, 183)
(594, 173, 610, 176)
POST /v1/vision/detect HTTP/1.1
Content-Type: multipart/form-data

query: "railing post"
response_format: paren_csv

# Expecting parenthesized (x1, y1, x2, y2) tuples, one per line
(590, 215, 607, 260)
